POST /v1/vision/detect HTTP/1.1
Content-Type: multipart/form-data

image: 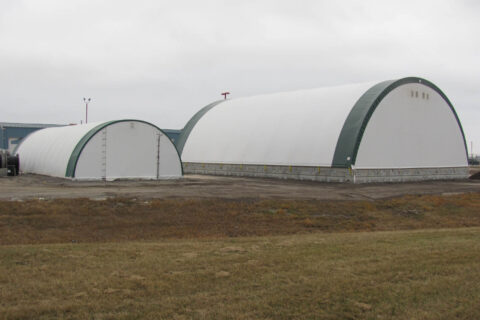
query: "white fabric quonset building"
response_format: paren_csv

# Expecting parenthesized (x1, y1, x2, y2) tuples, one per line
(15, 120, 182, 180)
(177, 77, 468, 183)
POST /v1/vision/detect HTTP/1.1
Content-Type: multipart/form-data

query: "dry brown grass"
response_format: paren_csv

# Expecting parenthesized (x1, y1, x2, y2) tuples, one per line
(1, 228, 480, 319)
(1, 193, 480, 245)
(2, 194, 480, 318)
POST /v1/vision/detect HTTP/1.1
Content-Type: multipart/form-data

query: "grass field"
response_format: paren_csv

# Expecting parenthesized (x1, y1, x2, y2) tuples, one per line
(1, 193, 480, 245)
(1, 228, 480, 319)
(1, 193, 480, 319)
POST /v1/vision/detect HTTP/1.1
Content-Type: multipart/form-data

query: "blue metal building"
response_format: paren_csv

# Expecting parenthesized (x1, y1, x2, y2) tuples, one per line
(0, 122, 65, 152)
(162, 129, 182, 144)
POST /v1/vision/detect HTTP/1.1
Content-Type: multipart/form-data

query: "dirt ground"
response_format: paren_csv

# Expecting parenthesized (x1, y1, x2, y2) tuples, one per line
(1, 171, 479, 201)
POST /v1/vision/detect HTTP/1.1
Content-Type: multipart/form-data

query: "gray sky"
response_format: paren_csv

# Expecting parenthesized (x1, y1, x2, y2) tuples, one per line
(1, 0, 479, 153)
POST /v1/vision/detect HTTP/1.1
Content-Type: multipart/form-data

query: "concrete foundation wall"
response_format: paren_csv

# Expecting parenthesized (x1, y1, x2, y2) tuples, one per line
(353, 167, 469, 183)
(183, 162, 469, 183)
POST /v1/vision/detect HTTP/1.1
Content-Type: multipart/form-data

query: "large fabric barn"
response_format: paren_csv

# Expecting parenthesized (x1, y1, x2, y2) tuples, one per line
(15, 120, 182, 180)
(177, 77, 468, 183)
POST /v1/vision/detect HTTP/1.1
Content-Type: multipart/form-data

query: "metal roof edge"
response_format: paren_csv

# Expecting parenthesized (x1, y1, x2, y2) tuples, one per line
(0, 122, 65, 128)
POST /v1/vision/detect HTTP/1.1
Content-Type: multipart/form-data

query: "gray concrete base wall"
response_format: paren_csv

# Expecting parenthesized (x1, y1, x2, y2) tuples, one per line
(184, 162, 353, 182)
(353, 167, 469, 183)
(183, 162, 469, 183)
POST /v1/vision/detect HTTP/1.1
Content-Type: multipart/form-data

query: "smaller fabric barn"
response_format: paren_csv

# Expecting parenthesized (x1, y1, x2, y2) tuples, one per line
(15, 120, 182, 180)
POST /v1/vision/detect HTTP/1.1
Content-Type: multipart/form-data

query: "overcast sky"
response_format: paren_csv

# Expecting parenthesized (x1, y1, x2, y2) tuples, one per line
(0, 0, 479, 153)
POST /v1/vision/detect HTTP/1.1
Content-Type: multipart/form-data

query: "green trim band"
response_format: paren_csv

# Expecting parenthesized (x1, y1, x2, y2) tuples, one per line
(331, 77, 468, 168)
(65, 119, 183, 177)
(175, 100, 225, 155)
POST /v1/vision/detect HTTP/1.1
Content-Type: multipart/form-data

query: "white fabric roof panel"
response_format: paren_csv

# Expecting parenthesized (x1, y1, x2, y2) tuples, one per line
(182, 82, 376, 166)
(15, 122, 100, 178)
(180, 77, 468, 169)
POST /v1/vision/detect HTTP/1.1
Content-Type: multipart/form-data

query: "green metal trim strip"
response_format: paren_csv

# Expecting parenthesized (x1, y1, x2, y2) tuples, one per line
(175, 100, 225, 155)
(332, 77, 469, 168)
(65, 119, 183, 177)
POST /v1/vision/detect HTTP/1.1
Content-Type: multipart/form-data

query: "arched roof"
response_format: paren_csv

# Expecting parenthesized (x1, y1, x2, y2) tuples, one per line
(65, 119, 183, 177)
(175, 100, 225, 155)
(332, 77, 468, 167)
(15, 121, 105, 178)
(15, 119, 183, 179)
(179, 77, 468, 168)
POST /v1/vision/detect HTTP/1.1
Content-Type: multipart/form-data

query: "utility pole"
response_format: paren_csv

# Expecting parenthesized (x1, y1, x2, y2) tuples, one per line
(83, 97, 91, 124)
(221, 92, 230, 100)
